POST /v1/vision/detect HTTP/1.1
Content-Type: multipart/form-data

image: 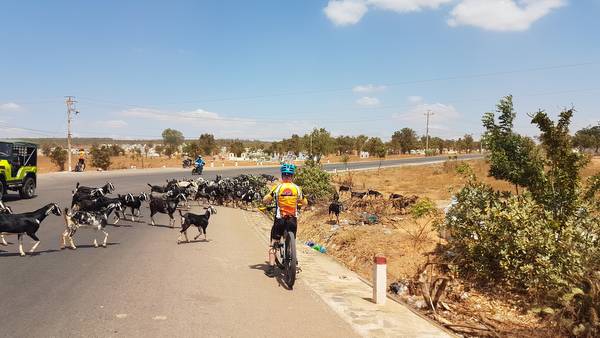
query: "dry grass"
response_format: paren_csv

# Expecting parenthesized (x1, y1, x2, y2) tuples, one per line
(36, 155, 280, 174)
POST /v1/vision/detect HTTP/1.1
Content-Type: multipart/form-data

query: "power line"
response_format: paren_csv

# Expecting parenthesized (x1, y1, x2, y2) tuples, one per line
(77, 61, 599, 107)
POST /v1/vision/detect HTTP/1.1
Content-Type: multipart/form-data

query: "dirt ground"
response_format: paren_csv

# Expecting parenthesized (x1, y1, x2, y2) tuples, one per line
(298, 157, 600, 337)
(37, 152, 424, 174)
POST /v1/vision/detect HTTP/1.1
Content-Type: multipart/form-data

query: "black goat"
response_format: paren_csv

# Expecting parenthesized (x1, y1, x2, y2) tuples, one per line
(0, 203, 62, 256)
(0, 201, 13, 246)
(339, 185, 351, 193)
(149, 193, 187, 228)
(350, 191, 367, 199)
(71, 182, 115, 207)
(177, 206, 217, 243)
(367, 189, 383, 198)
(389, 193, 403, 200)
(328, 201, 343, 224)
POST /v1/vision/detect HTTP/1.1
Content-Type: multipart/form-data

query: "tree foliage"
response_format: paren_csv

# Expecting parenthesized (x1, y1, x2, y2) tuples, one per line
(304, 128, 334, 163)
(49, 146, 67, 171)
(391, 128, 418, 154)
(90, 145, 112, 170)
(293, 161, 335, 203)
(482, 95, 545, 192)
(229, 140, 245, 157)
(161, 128, 184, 158)
(198, 133, 217, 155)
(573, 125, 600, 153)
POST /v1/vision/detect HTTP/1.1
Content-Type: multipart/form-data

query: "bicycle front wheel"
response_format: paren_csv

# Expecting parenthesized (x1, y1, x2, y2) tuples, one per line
(284, 231, 297, 289)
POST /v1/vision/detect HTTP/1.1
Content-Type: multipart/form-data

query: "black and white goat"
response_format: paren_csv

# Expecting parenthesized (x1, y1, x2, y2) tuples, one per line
(72, 194, 129, 224)
(71, 182, 115, 207)
(118, 192, 148, 221)
(177, 206, 217, 243)
(0, 201, 13, 246)
(61, 202, 122, 249)
(0, 203, 62, 256)
(149, 193, 187, 228)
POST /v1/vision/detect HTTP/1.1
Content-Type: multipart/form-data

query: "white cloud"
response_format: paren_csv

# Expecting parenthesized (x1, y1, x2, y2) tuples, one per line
(393, 98, 464, 138)
(407, 95, 423, 104)
(356, 96, 381, 106)
(448, 0, 566, 31)
(368, 0, 452, 12)
(98, 120, 128, 129)
(324, 0, 565, 31)
(119, 107, 259, 138)
(0, 102, 22, 112)
(353, 84, 387, 93)
(324, 0, 368, 26)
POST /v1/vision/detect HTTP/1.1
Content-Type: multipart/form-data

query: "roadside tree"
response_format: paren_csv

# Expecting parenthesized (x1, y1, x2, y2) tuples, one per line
(90, 145, 112, 170)
(161, 128, 185, 158)
(198, 133, 217, 155)
(49, 146, 68, 171)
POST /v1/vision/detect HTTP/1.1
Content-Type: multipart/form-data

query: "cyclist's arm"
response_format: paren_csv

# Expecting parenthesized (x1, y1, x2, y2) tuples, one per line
(262, 193, 273, 205)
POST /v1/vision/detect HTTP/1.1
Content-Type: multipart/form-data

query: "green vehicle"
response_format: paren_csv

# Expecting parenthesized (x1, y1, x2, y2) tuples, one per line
(0, 141, 37, 200)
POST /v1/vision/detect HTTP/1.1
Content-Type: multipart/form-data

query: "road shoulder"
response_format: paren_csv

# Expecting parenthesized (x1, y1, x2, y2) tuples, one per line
(243, 210, 453, 338)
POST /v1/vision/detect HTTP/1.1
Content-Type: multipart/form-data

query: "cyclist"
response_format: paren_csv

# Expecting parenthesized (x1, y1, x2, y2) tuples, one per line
(262, 163, 308, 278)
(76, 149, 86, 171)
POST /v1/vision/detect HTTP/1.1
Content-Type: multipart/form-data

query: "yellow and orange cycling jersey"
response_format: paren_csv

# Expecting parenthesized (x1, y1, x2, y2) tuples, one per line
(266, 182, 307, 218)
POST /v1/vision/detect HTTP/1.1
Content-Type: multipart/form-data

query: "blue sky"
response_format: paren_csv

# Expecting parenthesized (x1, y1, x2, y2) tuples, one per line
(0, 0, 599, 141)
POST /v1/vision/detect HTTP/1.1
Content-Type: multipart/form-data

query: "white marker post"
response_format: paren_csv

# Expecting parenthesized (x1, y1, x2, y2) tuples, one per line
(373, 255, 387, 305)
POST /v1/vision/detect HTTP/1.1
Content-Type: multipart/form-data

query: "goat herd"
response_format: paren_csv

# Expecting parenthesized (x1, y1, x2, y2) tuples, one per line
(0, 174, 275, 257)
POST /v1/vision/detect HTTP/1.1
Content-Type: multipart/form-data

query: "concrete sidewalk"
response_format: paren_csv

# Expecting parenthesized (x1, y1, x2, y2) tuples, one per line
(243, 211, 454, 338)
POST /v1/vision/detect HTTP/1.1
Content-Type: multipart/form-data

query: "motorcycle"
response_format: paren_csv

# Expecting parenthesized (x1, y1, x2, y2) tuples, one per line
(192, 164, 204, 175)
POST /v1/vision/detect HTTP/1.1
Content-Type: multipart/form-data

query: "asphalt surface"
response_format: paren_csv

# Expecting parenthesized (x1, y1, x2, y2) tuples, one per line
(0, 155, 480, 337)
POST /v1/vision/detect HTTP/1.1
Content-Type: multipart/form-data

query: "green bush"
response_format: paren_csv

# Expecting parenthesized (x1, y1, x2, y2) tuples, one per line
(49, 146, 68, 171)
(294, 162, 335, 204)
(443, 177, 600, 298)
(90, 145, 112, 170)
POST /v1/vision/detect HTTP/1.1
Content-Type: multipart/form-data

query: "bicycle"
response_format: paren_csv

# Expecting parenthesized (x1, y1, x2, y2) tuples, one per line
(259, 206, 298, 289)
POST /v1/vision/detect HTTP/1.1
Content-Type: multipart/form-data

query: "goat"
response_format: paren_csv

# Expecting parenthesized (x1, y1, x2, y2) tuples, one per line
(178, 206, 217, 243)
(149, 193, 187, 228)
(72, 195, 126, 224)
(0, 201, 13, 246)
(119, 192, 148, 221)
(328, 201, 343, 224)
(61, 202, 122, 249)
(367, 189, 383, 198)
(339, 185, 351, 193)
(0, 203, 62, 256)
(350, 191, 367, 199)
(389, 193, 403, 200)
(71, 182, 115, 207)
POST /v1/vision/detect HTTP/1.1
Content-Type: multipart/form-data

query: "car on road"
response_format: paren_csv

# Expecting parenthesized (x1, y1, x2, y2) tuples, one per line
(0, 141, 38, 200)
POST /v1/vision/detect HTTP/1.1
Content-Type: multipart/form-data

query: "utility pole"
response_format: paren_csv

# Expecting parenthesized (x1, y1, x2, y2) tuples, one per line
(424, 110, 434, 153)
(65, 96, 79, 172)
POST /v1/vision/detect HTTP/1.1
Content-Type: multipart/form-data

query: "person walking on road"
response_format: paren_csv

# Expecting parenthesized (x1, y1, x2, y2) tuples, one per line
(262, 163, 307, 278)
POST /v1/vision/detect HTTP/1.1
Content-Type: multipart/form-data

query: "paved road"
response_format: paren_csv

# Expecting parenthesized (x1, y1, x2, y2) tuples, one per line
(0, 155, 478, 337)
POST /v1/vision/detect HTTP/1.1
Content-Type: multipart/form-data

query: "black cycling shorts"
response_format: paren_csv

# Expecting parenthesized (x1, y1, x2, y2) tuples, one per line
(270, 216, 297, 242)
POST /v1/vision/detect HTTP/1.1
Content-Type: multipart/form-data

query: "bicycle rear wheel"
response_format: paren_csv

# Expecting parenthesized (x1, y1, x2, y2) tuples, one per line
(284, 231, 297, 289)
(274, 242, 285, 270)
